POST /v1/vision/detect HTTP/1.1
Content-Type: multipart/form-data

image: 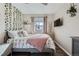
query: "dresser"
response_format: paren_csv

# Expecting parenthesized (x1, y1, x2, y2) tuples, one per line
(71, 37, 79, 56)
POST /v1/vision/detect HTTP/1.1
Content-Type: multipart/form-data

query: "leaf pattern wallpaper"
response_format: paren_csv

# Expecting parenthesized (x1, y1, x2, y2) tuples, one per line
(4, 3, 23, 31)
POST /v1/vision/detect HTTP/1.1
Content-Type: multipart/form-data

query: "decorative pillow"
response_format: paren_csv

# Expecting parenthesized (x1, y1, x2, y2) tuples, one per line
(18, 31, 25, 37)
(23, 31, 28, 37)
(27, 37, 48, 52)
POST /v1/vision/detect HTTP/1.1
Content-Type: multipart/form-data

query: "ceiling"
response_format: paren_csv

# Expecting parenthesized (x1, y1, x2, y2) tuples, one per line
(12, 3, 66, 14)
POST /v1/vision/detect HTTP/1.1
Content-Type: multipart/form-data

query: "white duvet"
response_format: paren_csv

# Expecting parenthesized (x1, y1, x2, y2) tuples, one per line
(13, 34, 55, 50)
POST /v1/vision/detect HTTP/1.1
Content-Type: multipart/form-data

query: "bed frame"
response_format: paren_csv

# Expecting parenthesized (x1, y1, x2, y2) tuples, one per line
(12, 48, 54, 56)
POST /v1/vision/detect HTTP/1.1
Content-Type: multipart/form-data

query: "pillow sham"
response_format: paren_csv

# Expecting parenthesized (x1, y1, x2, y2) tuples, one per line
(8, 31, 19, 38)
(27, 37, 48, 52)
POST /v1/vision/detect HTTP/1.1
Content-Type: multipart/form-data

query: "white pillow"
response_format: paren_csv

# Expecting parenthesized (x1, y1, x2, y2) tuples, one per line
(8, 31, 19, 38)
(23, 31, 28, 37)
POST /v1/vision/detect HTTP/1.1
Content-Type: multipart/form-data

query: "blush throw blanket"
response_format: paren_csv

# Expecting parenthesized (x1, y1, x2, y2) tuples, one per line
(27, 37, 48, 52)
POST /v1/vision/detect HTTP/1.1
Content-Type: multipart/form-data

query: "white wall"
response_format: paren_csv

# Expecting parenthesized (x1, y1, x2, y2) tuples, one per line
(23, 14, 54, 34)
(0, 3, 5, 44)
(23, 14, 32, 33)
(54, 3, 79, 55)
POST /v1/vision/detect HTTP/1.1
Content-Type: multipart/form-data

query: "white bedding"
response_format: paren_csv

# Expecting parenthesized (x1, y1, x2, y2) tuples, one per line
(13, 34, 55, 50)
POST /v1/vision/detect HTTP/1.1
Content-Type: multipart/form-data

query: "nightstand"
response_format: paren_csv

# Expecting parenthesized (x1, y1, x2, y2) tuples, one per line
(0, 39, 13, 56)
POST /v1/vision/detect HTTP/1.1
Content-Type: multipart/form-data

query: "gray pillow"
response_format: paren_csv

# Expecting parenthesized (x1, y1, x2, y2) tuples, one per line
(18, 31, 26, 37)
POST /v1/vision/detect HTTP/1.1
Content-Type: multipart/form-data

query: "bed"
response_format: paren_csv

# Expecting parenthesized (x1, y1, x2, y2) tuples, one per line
(8, 30, 55, 56)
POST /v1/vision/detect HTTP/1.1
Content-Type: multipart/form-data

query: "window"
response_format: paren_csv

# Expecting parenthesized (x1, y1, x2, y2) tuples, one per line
(34, 17, 44, 33)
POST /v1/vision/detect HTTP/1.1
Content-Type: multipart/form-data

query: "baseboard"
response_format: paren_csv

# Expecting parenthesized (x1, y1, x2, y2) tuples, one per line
(54, 40, 71, 56)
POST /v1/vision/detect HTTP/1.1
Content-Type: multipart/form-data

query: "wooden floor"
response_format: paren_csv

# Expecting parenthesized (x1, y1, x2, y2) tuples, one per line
(11, 44, 68, 56)
(55, 44, 68, 56)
